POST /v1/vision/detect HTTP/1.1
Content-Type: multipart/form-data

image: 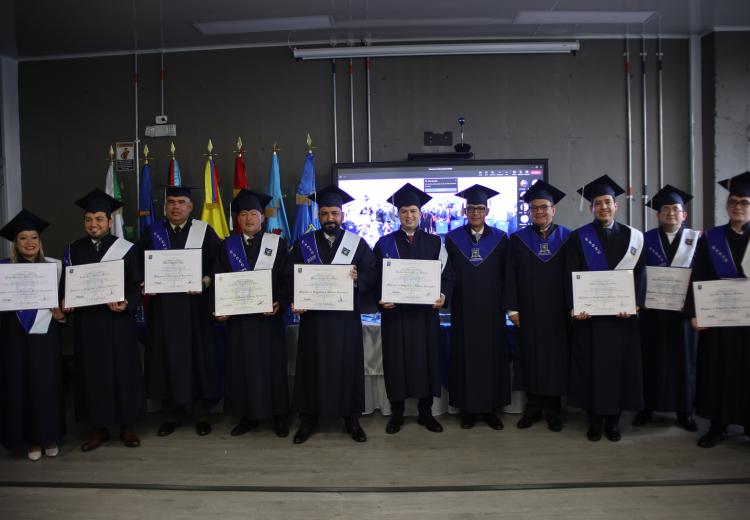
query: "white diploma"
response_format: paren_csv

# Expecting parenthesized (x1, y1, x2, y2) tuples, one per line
(645, 266, 692, 312)
(215, 270, 273, 316)
(381, 258, 441, 305)
(293, 264, 353, 311)
(64, 260, 125, 308)
(144, 249, 202, 294)
(572, 270, 637, 316)
(693, 279, 750, 328)
(0, 262, 58, 312)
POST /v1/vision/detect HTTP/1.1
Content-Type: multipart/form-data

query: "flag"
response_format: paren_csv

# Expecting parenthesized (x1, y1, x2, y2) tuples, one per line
(167, 156, 182, 186)
(233, 138, 248, 196)
(138, 161, 154, 236)
(265, 151, 291, 241)
(201, 148, 230, 238)
(291, 151, 319, 242)
(104, 158, 125, 238)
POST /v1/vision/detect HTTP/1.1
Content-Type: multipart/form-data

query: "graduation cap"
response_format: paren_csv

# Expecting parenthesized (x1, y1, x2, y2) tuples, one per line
(308, 185, 354, 208)
(0, 209, 49, 241)
(387, 183, 432, 209)
(718, 171, 750, 198)
(164, 185, 195, 199)
(74, 188, 122, 216)
(576, 174, 625, 203)
(521, 180, 566, 205)
(231, 189, 273, 213)
(455, 184, 499, 205)
(646, 184, 693, 211)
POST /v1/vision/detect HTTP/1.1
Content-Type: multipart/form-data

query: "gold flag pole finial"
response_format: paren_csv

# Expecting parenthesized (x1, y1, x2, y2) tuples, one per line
(169, 141, 176, 159)
(108, 145, 115, 162)
(272, 141, 281, 154)
(306, 133, 315, 153)
(143, 144, 150, 165)
(206, 138, 218, 159)
(235, 137, 244, 155)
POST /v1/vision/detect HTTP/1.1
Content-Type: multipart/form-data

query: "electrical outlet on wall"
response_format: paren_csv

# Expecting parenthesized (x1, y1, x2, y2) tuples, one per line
(423, 131, 453, 146)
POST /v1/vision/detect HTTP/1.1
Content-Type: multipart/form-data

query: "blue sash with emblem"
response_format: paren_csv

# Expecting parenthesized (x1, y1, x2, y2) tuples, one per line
(644, 228, 668, 267)
(150, 220, 171, 250)
(298, 231, 322, 264)
(378, 232, 400, 259)
(577, 223, 610, 270)
(705, 226, 739, 278)
(225, 234, 251, 272)
(0, 258, 38, 334)
(448, 226, 504, 266)
(515, 225, 570, 262)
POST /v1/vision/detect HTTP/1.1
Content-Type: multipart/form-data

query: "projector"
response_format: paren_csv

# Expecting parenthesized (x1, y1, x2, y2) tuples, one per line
(145, 115, 177, 137)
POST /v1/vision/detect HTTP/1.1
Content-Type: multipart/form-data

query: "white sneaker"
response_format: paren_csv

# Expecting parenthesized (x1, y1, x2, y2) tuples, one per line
(27, 447, 42, 461)
(44, 443, 59, 457)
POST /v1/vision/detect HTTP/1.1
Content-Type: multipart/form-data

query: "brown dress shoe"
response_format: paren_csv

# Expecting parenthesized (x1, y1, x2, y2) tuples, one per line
(81, 428, 109, 452)
(120, 429, 141, 448)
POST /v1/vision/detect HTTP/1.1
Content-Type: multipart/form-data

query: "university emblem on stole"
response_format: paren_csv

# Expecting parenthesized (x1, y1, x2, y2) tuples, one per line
(538, 243, 551, 256)
(470, 246, 482, 261)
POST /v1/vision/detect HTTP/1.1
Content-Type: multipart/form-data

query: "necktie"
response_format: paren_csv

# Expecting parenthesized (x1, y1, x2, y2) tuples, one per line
(327, 235, 335, 248)
(94, 241, 101, 252)
(406, 234, 414, 244)
(174, 225, 181, 234)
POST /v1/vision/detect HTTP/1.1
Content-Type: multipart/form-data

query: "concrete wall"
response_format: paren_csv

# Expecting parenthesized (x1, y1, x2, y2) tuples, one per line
(18, 40, 692, 254)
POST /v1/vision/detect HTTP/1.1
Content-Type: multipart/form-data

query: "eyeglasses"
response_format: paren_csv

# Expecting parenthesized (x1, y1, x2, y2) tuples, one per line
(530, 204, 552, 212)
(466, 206, 487, 214)
(727, 199, 750, 208)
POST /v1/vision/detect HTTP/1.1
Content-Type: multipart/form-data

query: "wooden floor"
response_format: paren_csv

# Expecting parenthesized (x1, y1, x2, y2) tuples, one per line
(2, 410, 749, 519)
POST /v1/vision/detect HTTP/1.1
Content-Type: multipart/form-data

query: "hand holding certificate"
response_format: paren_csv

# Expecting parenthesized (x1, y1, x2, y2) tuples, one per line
(381, 259, 441, 305)
(693, 279, 750, 328)
(214, 270, 273, 316)
(572, 270, 637, 316)
(144, 249, 202, 294)
(293, 264, 353, 311)
(64, 260, 125, 309)
(645, 266, 692, 311)
(0, 262, 59, 312)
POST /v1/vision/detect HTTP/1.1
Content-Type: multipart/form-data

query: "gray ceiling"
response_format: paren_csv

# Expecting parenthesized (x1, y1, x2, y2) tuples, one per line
(10, 0, 750, 59)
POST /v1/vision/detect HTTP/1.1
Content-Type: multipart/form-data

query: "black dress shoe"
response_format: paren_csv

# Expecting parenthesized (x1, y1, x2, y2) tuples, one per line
(460, 413, 475, 429)
(346, 421, 367, 443)
(157, 421, 181, 437)
(676, 413, 698, 432)
(516, 413, 541, 429)
(196, 421, 212, 436)
(120, 429, 141, 448)
(81, 428, 110, 452)
(546, 416, 563, 432)
(587, 424, 602, 442)
(698, 427, 725, 448)
(274, 417, 289, 438)
(385, 415, 404, 434)
(484, 413, 504, 430)
(230, 417, 257, 436)
(631, 411, 652, 426)
(604, 423, 621, 442)
(418, 414, 443, 432)
(293, 423, 315, 444)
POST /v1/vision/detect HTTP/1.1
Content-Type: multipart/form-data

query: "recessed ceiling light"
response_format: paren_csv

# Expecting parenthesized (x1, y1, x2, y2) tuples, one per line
(195, 16, 332, 35)
(514, 11, 656, 25)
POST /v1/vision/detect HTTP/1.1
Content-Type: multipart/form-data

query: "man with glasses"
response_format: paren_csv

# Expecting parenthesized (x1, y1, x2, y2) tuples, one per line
(634, 185, 700, 432)
(445, 184, 510, 430)
(685, 171, 750, 448)
(504, 181, 571, 432)
(566, 175, 646, 442)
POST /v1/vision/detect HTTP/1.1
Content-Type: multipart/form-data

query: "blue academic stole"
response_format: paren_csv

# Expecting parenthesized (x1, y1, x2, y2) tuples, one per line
(299, 230, 322, 264)
(577, 223, 609, 270)
(150, 220, 171, 250)
(644, 228, 668, 267)
(224, 234, 250, 272)
(705, 226, 739, 278)
(515, 225, 570, 263)
(378, 232, 400, 259)
(448, 226, 504, 266)
(0, 258, 38, 334)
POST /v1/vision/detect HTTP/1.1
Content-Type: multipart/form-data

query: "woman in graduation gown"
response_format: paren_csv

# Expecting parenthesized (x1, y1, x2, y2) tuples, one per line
(0, 210, 66, 461)
(685, 171, 750, 448)
(213, 190, 290, 438)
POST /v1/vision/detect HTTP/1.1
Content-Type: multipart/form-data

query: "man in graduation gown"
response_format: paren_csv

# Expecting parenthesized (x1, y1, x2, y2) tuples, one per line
(566, 175, 646, 442)
(374, 183, 453, 434)
(289, 185, 377, 444)
(503, 180, 572, 432)
(445, 184, 510, 430)
(213, 189, 290, 438)
(62, 189, 145, 451)
(685, 171, 750, 448)
(137, 186, 222, 437)
(634, 185, 700, 432)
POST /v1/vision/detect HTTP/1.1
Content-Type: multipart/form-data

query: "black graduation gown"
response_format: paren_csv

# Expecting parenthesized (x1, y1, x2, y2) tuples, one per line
(503, 224, 571, 396)
(0, 258, 65, 450)
(640, 227, 697, 414)
(565, 221, 646, 416)
(446, 225, 511, 413)
(137, 220, 222, 407)
(374, 230, 453, 402)
(289, 228, 377, 419)
(214, 235, 290, 420)
(62, 234, 146, 426)
(685, 224, 750, 425)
